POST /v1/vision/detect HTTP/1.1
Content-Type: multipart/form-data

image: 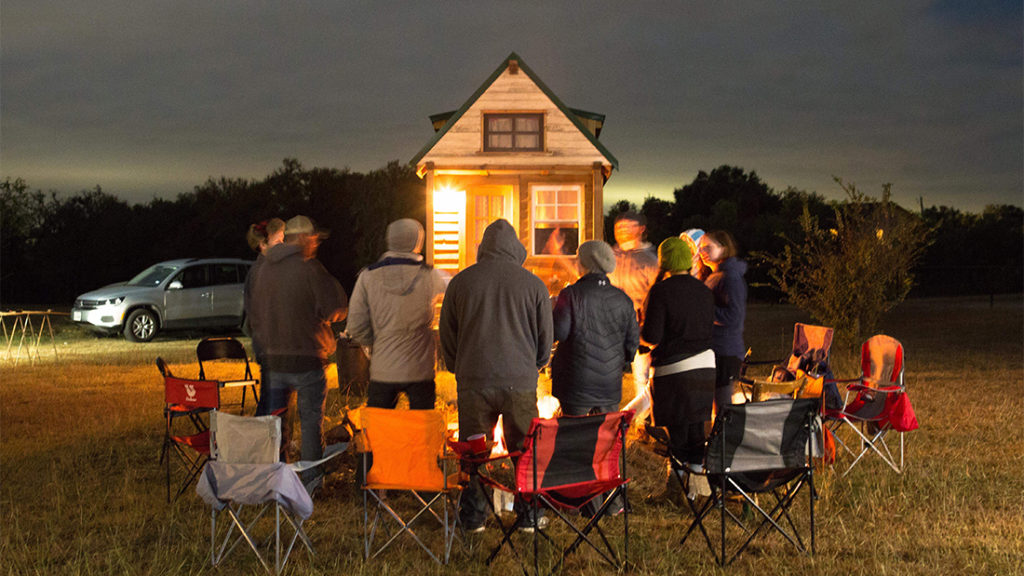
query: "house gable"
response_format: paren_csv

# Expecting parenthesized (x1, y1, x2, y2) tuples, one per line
(411, 52, 618, 177)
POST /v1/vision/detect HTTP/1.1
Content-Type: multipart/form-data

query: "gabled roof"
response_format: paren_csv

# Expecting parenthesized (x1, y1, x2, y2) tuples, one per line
(410, 52, 618, 171)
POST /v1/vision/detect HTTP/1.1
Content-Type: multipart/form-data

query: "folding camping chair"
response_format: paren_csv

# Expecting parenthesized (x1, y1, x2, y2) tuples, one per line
(484, 410, 633, 576)
(681, 398, 821, 566)
(196, 410, 315, 574)
(740, 323, 838, 407)
(159, 357, 220, 502)
(826, 335, 918, 476)
(360, 407, 460, 565)
(197, 337, 259, 413)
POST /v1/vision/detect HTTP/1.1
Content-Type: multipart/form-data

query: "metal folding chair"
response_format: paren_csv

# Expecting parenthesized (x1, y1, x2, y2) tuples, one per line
(196, 337, 259, 413)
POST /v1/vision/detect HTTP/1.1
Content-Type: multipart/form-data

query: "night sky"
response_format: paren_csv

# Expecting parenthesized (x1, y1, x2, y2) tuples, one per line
(2, 1, 1021, 213)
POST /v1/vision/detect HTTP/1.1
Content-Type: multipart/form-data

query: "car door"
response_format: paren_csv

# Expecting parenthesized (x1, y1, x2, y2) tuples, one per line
(163, 264, 214, 326)
(208, 263, 247, 322)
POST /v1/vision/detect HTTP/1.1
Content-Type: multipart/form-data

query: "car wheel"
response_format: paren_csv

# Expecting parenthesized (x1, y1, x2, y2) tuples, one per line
(124, 309, 158, 342)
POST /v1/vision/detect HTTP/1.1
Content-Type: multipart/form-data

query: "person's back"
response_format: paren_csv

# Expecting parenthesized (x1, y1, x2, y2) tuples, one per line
(440, 218, 553, 533)
(551, 241, 638, 413)
(440, 219, 553, 388)
(347, 218, 445, 409)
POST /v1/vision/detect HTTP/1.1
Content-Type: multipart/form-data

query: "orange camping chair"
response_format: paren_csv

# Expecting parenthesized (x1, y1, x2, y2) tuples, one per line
(360, 407, 460, 565)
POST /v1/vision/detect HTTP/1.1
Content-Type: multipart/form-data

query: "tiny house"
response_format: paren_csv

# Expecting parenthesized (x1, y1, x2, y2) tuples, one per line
(411, 52, 618, 294)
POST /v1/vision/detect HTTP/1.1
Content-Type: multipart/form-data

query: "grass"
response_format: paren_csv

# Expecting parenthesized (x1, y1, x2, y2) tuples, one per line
(2, 294, 1022, 575)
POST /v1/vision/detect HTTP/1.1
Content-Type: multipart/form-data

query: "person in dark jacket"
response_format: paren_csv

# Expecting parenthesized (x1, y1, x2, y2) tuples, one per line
(642, 237, 715, 503)
(697, 230, 748, 413)
(551, 240, 638, 416)
(440, 218, 553, 532)
(248, 215, 348, 490)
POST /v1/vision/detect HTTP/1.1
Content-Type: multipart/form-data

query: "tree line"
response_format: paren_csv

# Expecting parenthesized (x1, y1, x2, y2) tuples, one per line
(2, 161, 1020, 308)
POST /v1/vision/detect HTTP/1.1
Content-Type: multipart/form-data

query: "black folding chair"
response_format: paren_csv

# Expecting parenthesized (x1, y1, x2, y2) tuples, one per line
(197, 337, 258, 413)
(681, 398, 821, 565)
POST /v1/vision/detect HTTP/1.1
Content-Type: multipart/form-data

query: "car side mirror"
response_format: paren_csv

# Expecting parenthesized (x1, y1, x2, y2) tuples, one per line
(168, 281, 183, 290)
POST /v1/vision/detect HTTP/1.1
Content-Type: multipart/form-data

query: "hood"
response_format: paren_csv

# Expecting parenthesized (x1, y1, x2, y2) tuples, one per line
(477, 219, 526, 265)
(373, 251, 427, 295)
(75, 283, 153, 301)
(265, 242, 304, 263)
(721, 257, 748, 277)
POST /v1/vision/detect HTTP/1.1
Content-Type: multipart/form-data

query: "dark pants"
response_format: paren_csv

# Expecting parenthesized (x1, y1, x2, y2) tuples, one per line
(366, 378, 436, 410)
(261, 369, 327, 482)
(457, 385, 538, 527)
(651, 367, 715, 468)
(714, 354, 743, 413)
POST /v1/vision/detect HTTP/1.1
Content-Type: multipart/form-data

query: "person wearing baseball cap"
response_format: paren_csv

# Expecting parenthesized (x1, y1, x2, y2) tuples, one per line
(248, 214, 348, 493)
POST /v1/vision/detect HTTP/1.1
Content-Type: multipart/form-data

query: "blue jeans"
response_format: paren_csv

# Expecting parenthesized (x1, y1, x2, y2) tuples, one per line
(263, 369, 327, 481)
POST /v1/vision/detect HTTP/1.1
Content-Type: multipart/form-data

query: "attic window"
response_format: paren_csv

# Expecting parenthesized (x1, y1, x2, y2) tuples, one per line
(484, 113, 543, 152)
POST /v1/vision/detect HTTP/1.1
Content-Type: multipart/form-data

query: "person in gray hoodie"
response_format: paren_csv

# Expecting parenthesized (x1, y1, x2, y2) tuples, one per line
(248, 215, 348, 487)
(347, 218, 446, 409)
(440, 218, 553, 532)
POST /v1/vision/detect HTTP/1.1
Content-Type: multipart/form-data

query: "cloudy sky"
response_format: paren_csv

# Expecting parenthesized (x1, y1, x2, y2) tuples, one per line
(2, 1, 1020, 212)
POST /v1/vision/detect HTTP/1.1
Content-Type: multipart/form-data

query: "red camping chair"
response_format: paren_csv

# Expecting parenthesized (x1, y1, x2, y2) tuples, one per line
(826, 335, 918, 476)
(482, 410, 633, 576)
(160, 358, 220, 502)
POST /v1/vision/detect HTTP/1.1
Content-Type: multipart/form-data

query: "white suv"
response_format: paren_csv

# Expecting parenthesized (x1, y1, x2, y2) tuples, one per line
(72, 258, 253, 342)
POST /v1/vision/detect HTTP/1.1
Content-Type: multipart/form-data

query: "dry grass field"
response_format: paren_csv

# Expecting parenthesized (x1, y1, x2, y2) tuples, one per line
(2, 295, 1022, 575)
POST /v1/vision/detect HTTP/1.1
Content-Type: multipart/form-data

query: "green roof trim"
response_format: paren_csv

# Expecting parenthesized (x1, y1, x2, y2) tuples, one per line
(409, 52, 618, 171)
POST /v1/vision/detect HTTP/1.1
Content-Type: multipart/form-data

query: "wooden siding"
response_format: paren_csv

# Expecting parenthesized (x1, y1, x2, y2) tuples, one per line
(419, 68, 611, 169)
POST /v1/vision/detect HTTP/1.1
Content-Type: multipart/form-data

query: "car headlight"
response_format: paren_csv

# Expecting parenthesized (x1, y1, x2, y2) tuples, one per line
(103, 297, 125, 306)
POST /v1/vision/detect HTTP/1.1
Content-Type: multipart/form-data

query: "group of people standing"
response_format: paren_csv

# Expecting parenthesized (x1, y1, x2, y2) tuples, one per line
(241, 210, 747, 525)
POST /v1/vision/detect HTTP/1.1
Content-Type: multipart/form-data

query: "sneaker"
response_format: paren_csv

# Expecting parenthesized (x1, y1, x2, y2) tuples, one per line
(464, 522, 486, 534)
(515, 515, 549, 533)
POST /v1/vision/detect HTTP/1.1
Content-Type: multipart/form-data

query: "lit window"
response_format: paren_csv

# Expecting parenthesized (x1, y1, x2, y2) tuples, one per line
(484, 113, 543, 152)
(532, 185, 580, 256)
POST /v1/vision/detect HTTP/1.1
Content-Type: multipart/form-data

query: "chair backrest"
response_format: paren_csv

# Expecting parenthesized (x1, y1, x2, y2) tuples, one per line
(705, 398, 819, 474)
(197, 337, 252, 380)
(861, 335, 904, 388)
(362, 407, 447, 491)
(516, 410, 634, 499)
(164, 375, 220, 410)
(787, 323, 834, 375)
(210, 410, 281, 464)
(155, 356, 173, 377)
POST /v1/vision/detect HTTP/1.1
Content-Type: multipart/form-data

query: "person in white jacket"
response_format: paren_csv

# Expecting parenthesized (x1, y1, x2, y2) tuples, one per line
(346, 218, 446, 409)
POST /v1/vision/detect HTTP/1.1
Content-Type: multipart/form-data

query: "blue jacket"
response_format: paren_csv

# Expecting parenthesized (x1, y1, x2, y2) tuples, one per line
(705, 257, 747, 358)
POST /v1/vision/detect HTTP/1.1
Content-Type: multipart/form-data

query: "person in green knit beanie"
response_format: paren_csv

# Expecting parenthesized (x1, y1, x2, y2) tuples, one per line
(641, 235, 716, 505)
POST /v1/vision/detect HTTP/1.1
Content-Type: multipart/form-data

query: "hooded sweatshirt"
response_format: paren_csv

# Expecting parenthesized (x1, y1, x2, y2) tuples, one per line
(703, 257, 748, 358)
(439, 219, 553, 390)
(346, 250, 446, 382)
(248, 242, 348, 372)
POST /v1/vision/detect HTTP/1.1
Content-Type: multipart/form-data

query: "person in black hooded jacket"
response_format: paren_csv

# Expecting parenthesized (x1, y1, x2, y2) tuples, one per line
(551, 240, 639, 416)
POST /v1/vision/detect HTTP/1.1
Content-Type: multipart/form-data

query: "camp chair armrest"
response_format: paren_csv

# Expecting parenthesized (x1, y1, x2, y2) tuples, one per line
(848, 383, 902, 394)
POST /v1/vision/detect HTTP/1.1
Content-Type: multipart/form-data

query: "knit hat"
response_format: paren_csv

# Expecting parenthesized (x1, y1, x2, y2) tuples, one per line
(658, 236, 693, 274)
(680, 228, 704, 258)
(577, 240, 616, 275)
(386, 218, 424, 253)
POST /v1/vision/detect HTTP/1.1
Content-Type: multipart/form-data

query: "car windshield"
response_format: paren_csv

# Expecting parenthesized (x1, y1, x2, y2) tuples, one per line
(125, 264, 180, 287)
